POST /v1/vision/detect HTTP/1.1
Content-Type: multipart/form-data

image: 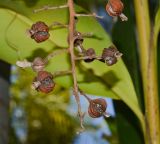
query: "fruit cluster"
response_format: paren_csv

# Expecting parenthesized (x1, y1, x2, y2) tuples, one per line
(16, 0, 127, 126)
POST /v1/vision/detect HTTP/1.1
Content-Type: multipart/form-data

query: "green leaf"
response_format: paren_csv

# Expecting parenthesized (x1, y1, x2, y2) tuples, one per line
(114, 101, 144, 144)
(154, 8, 160, 49)
(155, 8, 160, 109)
(112, 0, 144, 143)
(154, 8, 160, 37)
(0, 0, 143, 122)
(158, 35, 160, 109)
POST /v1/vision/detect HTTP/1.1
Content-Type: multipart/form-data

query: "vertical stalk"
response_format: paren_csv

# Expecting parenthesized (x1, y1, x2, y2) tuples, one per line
(134, 0, 160, 143)
(68, 0, 84, 129)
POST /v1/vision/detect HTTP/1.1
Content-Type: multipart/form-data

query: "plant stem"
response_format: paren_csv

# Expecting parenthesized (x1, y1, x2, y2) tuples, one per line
(79, 88, 91, 102)
(52, 70, 72, 77)
(68, 0, 84, 129)
(75, 56, 102, 60)
(33, 5, 68, 13)
(147, 25, 160, 144)
(75, 13, 103, 19)
(134, 0, 160, 143)
(44, 49, 69, 63)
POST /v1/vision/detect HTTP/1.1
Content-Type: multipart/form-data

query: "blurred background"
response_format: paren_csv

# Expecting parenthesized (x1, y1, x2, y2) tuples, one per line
(0, 0, 159, 144)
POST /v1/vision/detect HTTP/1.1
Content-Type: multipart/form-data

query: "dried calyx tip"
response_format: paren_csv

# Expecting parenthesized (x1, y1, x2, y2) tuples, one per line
(114, 51, 123, 58)
(119, 13, 128, 21)
(31, 81, 41, 89)
(16, 60, 32, 68)
(103, 112, 110, 118)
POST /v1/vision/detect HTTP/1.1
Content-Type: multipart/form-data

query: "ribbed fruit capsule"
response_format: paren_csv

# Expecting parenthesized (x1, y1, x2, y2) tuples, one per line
(84, 48, 96, 63)
(32, 71, 55, 93)
(106, 0, 128, 21)
(101, 46, 122, 66)
(29, 21, 50, 43)
(88, 98, 107, 118)
(106, 0, 124, 16)
(73, 31, 84, 47)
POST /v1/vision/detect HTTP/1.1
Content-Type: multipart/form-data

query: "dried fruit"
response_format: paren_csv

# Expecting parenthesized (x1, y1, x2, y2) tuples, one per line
(106, 0, 124, 16)
(73, 31, 84, 47)
(32, 71, 55, 93)
(84, 48, 96, 63)
(88, 98, 107, 118)
(101, 46, 122, 66)
(32, 57, 46, 72)
(29, 21, 50, 43)
(106, 0, 128, 21)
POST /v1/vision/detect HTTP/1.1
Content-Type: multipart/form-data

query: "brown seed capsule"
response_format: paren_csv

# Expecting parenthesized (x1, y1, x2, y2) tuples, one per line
(33, 71, 55, 93)
(88, 98, 107, 118)
(67, 31, 84, 47)
(73, 31, 84, 47)
(29, 21, 50, 43)
(32, 57, 46, 72)
(84, 48, 96, 63)
(106, 0, 128, 21)
(106, 0, 124, 16)
(101, 46, 122, 66)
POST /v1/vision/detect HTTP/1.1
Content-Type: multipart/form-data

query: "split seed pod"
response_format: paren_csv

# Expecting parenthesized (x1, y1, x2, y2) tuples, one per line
(101, 46, 122, 66)
(32, 71, 55, 93)
(88, 98, 107, 118)
(106, 0, 128, 21)
(29, 21, 50, 43)
(73, 31, 84, 47)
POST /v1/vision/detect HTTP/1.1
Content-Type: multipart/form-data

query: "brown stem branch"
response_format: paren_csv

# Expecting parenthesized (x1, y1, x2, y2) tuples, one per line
(52, 70, 72, 78)
(68, 0, 84, 129)
(76, 13, 104, 19)
(75, 56, 102, 60)
(78, 88, 91, 102)
(81, 32, 93, 38)
(33, 5, 68, 13)
(43, 49, 69, 63)
(49, 22, 68, 29)
(16, 49, 68, 68)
